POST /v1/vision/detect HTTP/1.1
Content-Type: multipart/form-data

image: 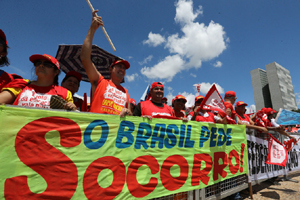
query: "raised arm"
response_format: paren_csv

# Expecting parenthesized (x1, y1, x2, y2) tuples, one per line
(80, 10, 103, 90)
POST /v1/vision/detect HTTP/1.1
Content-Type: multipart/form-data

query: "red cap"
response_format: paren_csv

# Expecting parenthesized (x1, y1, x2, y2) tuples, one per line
(29, 54, 60, 69)
(162, 97, 168, 101)
(0, 29, 8, 45)
(235, 101, 248, 107)
(150, 82, 164, 90)
(265, 107, 277, 115)
(130, 98, 136, 106)
(225, 91, 236, 98)
(195, 95, 204, 102)
(174, 95, 187, 103)
(64, 71, 82, 82)
(110, 60, 130, 69)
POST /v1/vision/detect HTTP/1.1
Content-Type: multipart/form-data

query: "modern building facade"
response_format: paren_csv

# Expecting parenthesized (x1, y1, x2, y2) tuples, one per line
(251, 62, 297, 111)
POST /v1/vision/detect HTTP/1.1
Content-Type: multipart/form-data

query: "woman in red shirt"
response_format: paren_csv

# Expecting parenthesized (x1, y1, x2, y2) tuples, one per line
(0, 54, 76, 110)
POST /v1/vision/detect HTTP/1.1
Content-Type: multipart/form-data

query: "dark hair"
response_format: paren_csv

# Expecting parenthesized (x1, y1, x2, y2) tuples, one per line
(0, 39, 9, 67)
(53, 68, 61, 85)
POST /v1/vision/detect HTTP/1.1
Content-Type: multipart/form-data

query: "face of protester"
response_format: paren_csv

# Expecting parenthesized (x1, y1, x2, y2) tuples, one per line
(109, 63, 126, 83)
(174, 99, 185, 111)
(62, 76, 79, 94)
(235, 105, 246, 115)
(150, 86, 164, 103)
(195, 99, 203, 107)
(34, 59, 59, 79)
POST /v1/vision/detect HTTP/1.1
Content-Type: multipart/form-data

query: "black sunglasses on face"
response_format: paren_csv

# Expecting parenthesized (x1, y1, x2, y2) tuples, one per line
(176, 99, 186, 103)
(34, 60, 55, 68)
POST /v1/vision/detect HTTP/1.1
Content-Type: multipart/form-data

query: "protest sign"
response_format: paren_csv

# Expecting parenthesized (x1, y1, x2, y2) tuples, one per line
(0, 105, 248, 199)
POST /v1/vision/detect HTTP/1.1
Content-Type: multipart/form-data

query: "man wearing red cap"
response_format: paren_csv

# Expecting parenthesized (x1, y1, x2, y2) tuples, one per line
(133, 82, 174, 119)
(224, 91, 237, 105)
(162, 97, 168, 104)
(81, 11, 131, 116)
(61, 71, 83, 111)
(235, 101, 268, 133)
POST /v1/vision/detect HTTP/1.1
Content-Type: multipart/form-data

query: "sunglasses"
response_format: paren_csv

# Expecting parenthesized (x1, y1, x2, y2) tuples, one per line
(34, 60, 55, 68)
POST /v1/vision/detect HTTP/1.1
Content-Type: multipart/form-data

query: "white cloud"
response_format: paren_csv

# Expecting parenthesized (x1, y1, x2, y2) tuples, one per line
(140, 55, 185, 82)
(174, 0, 203, 25)
(190, 73, 197, 78)
(126, 73, 138, 82)
(213, 61, 222, 67)
(139, 55, 153, 65)
(143, 32, 166, 47)
(141, 0, 228, 81)
(196, 82, 224, 95)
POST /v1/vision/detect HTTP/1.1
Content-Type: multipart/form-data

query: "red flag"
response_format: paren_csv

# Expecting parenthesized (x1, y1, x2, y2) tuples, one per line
(283, 137, 300, 152)
(265, 133, 287, 167)
(199, 84, 226, 116)
(193, 84, 201, 93)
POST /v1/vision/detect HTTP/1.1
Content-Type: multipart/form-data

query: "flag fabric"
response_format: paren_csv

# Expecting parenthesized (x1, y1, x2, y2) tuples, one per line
(55, 44, 120, 82)
(265, 133, 287, 167)
(193, 84, 201, 93)
(275, 108, 300, 125)
(283, 137, 300, 152)
(140, 84, 150, 102)
(199, 84, 226, 116)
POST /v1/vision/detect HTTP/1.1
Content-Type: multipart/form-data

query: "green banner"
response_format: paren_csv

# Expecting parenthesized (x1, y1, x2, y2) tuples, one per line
(0, 105, 248, 199)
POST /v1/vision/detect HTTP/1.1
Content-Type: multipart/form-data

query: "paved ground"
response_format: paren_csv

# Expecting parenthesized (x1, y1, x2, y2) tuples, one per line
(241, 171, 300, 199)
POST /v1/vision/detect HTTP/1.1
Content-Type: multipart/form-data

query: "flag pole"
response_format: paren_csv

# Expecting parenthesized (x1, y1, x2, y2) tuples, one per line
(86, 0, 116, 51)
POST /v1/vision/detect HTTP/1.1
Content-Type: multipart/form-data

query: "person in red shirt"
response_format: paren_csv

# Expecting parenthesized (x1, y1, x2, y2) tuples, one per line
(0, 54, 76, 110)
(253, 107, 296, 140)
(80, 10, 131, 117)
(172, 95, 188, 122)
(235, 101, 268, 133)
(61, 71, 83, 111)
(188, 95, 225, 123)
(0, 29, 24, 92)
(133, 82, 174, 119)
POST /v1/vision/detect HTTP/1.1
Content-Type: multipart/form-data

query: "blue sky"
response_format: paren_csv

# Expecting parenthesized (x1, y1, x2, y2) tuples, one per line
(2, 0, 300, 112)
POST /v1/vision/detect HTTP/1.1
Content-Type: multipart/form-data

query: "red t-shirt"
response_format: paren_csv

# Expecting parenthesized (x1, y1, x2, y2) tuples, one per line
(0, 70, 21, 91)
(189, 111, 215, 123)
(140, 100, 174, 118)
(90, 76, 129, 115)
(173, 109, 186, 118)
(236, 113, 251, 125)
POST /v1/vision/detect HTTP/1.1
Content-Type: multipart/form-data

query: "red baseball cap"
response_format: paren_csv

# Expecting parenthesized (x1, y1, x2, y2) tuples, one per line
(195, 95, 204, 102)
(0, 29, 8, 45)
(235, 101, 248, 107)
(64, 71, 82, 82)
(110, 59, 130, 69)
(29, 54, 60, 69)
(265, 108, 277, 115)
(225, 91, 236, 98)
(174, 95, 187, 103)
(130, 98, 136, 106)
(162, 97, 168, 101)
(150, 82, 164, 90)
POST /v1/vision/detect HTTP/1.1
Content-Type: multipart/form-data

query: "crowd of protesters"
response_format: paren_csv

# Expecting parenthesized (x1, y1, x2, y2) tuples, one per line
(0, 10, 298, 142)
